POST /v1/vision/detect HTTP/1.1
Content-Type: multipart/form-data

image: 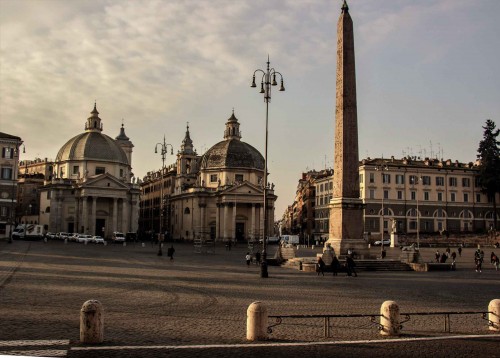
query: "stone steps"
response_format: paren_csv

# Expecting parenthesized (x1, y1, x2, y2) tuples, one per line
(282, 258, 413, 272)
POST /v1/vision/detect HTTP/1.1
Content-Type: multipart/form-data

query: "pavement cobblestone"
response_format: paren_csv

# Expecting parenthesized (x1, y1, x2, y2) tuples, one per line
(0, 239, 499, 357)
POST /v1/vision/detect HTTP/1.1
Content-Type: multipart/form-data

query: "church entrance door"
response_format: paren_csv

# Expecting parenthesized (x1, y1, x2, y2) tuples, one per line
(236, 222, 245, 242)
(96, 219, 106, 237)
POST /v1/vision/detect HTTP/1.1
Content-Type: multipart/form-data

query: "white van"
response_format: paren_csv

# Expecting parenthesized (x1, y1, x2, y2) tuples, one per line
(281, 235, 299, 245)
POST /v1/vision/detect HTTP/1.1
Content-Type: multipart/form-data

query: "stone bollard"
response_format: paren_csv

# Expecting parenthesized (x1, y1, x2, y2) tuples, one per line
(142, 242, 145, 247)
(246, 301, 268, 341)
(380, 300, 400, 336)
(80, 300, 104, 343)
(489, 299, 500, 331)
(64, 238, 68, 244)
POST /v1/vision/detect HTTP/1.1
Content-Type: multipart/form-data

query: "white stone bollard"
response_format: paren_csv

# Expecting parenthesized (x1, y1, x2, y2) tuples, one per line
(380, 300, 400, 336)
(247, 301, 268, 341)
(489, 299, 500, 331)
(142, 242, 145, 247)
(80, 300, 104, 343)
(64, 238, 68, 244)
(123, 242, 126, 247)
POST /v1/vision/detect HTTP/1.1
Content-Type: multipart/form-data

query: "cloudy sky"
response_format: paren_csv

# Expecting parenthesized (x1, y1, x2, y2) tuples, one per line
(1, 0, 499, 217)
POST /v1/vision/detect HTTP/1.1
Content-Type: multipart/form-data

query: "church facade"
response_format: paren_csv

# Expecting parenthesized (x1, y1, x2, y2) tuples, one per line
(39, 104, 140, 237)
(139, 112, 276, 242)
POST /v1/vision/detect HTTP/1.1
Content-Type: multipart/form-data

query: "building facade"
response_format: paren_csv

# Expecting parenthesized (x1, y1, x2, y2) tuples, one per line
(139, 112, 276, 243)
(281, 157, 500, 242)
(37, 104, 140, 237)
(0, 132, 23, 239)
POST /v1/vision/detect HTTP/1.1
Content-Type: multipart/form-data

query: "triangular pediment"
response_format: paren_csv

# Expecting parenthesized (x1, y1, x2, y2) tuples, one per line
(222, 181, 263, 195)
(79, 173, 129, 190)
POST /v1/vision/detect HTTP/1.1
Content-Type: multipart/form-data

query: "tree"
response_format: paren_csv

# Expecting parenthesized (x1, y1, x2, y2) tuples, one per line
(477, 119, 500, 230)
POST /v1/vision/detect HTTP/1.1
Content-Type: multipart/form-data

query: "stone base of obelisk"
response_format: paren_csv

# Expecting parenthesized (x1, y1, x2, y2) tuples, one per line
(327, 198, 370, 259)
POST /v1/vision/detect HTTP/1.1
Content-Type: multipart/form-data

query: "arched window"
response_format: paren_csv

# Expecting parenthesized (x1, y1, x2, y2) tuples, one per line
(45, 206, 51, 213)
(184, 207, 190, 214)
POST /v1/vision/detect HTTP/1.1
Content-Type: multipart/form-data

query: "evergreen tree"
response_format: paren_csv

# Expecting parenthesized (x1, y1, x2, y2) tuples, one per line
(477, 119, 500, 230)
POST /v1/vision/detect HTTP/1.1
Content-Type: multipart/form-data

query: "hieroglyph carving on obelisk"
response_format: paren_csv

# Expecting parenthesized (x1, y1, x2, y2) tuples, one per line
(328, 0, 366, 256)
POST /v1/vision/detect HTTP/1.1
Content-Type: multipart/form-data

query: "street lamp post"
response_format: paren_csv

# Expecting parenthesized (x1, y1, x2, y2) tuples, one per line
(155, 136, 173, 256)
(411, 174, 422, 251)
(251, 56, 285, 278)
(376, 164, 389, 258)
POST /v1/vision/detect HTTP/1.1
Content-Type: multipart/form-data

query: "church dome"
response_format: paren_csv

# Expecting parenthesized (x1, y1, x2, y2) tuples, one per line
(201, 111, 264, 170)
(55, 103, 129, 165)
(55, 132, 129, 164)
(201, 139, 264, 170)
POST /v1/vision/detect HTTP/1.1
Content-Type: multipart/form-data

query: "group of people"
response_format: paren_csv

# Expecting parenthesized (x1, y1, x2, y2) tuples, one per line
(434, 247, 459, 264)
(316, 253, 357, 277)
(245, 251, 261, 266)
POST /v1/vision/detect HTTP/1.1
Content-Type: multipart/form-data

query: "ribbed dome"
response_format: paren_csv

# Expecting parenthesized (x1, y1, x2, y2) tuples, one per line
(56, 132, 129, 164)
(201, 139, 264, 170)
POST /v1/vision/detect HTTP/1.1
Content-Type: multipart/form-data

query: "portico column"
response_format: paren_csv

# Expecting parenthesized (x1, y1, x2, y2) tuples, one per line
(251, 204, 256, 241)
(223, 203, 229, 241)
(75, 197, 80, 232)
(260, 204, 264, 240)
(216, 204, 220, 241)
(91, 197, 96, 236)
(200, 205, 206, 232)
(122, 199, 129, 233)
(232, 203, 237, 241)
(82, 197, 88, 234)
(112, 198, 118, 233)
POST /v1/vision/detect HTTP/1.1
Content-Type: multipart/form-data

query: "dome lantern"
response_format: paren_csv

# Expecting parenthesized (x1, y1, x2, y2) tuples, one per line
(85, 102, 103, 132)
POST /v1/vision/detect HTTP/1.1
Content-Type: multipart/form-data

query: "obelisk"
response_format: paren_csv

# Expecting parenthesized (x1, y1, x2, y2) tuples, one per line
(328, 0, 366, 256)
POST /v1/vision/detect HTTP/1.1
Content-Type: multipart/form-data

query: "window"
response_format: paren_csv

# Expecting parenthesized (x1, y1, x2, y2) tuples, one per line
(382, 173, 391, 184)
(436, 177, 444, 186)
(72, 166, 79, 175)
(475, 176, 481, 187)
(320, 184, 324, 192)
(1, 206, 9, 216)
(437, 192, 443, 201)
(464, 193, 469, 202)
(2, 147, 13, 159)
(395, 175, 404, 185)
(369, 189, 375, 199)
(235, 174, 244, 182)
(184, 207, 190, 214)
(329, 182, 333, 190)
(409, 175, 418, 185)
(451, 193, 456, 202)
(462, 178, 470, 187)
(422, 176, 431, 185)
(120, 169, 124, 177)
(424, 192, 429, 201)
(1, 167, 12, 180)
(210, 174, 218, 183)
(319, 197, 323, 205)
(383, 190, 389, 200)
(476, 193, 481, 203)
(369, 173, 374, 183)
(95, 167, 105, 175)
(397, 191, 403, 200)
(411, 191, 416, 200)
(449, 177, 457, 187)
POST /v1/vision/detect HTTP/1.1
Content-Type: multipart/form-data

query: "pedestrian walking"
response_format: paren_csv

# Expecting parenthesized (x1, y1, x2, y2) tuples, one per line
(317, 257, 325, 276)
(491, 252, 499, 271)
(458, 246, 462, 257)
(167, 245, 175, 260)
(451, 251, 457, 262)
(474, 249, 483, 273)
(346, 256, 357, 277)
(255, 251, 261, 265)
(331, 256, 340, 276)
(245, 252, 251, 266)
(435, 250, 440, 263)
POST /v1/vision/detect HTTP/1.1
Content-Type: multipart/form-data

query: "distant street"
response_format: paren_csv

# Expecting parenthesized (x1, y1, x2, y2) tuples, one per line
(0, 239, 499, 357)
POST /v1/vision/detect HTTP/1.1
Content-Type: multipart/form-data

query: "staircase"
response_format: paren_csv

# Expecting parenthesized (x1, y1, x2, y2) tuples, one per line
(281, 258, 413, 272)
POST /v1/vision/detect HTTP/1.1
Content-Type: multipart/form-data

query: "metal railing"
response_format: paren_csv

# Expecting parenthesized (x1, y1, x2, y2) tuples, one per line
(268, 311, 494, 338)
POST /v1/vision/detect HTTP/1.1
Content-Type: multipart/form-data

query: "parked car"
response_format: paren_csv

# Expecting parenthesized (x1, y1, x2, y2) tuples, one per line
(91, 236, 105, 244)
(111, 232, 125, 243)
(77, 234, 93, 243)
(45, 232, 57, 240)
(68, 233, 80, 242)
(57, 232, 69, 240)
(373, 239, 391, 246)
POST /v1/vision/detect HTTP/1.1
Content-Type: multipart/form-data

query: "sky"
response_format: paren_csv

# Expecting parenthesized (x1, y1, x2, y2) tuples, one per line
(1, 0, 499, 218)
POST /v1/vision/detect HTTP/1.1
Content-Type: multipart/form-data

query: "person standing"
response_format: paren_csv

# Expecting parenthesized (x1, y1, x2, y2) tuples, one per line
(317, 257, 326, 276)
(331, 256, 340, 276)
(458, 246, 462, 257)
(435, 250, 440, 263)
(346, 256, 357, 277)
(245, 252, 251, 266)
(167, 245, 175, 260)
(491, 252, 499, 271)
